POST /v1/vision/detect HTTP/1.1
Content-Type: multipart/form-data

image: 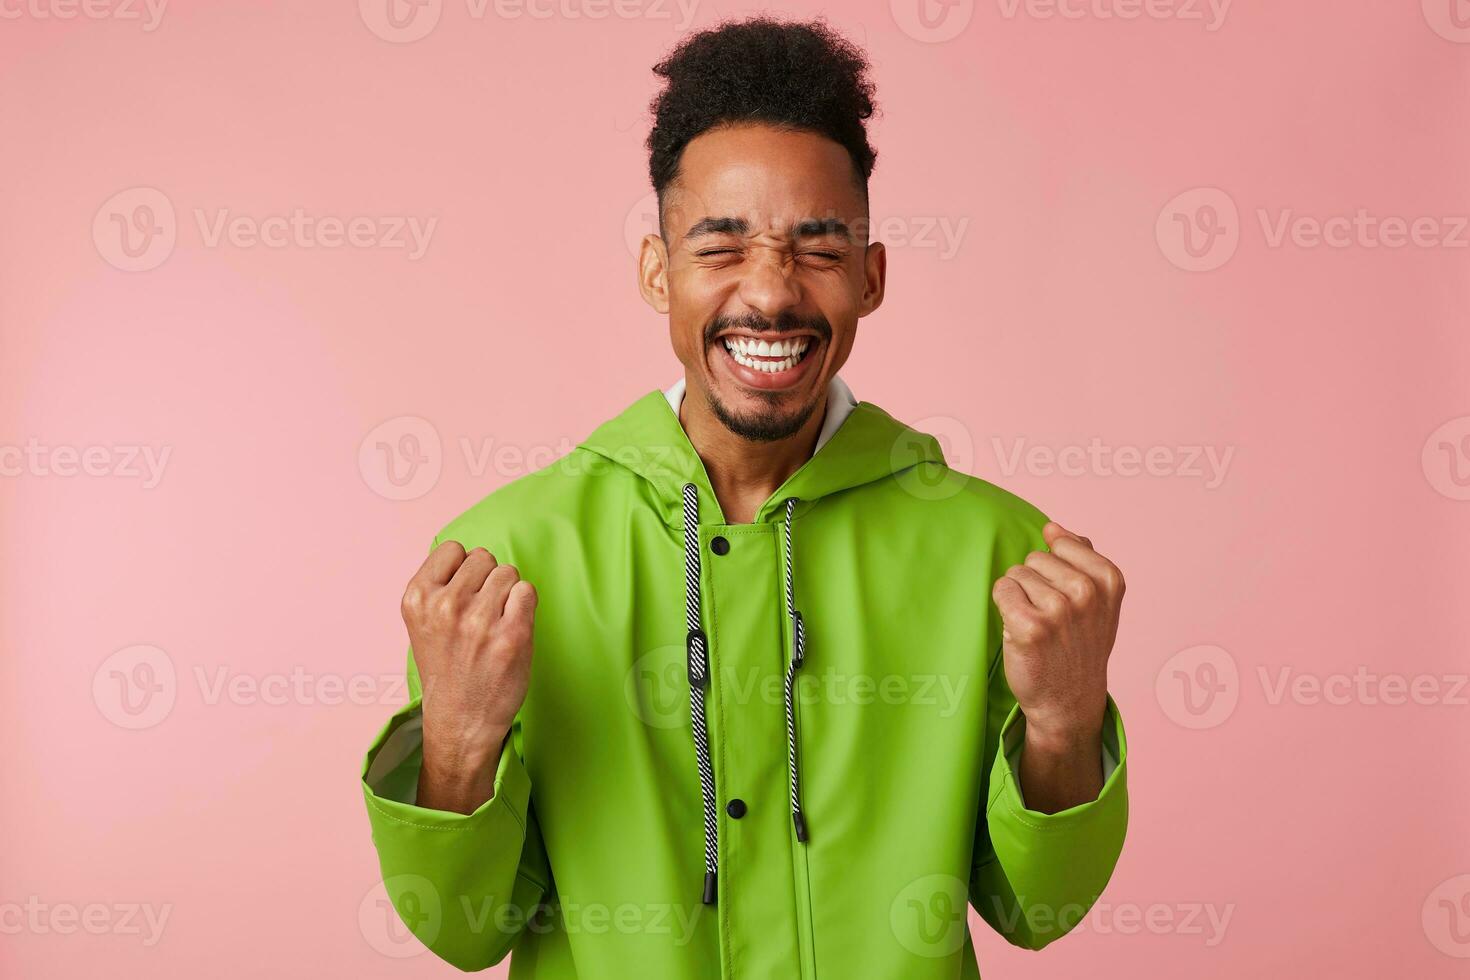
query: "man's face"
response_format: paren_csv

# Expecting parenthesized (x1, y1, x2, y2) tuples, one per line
(638, 123, 886, 442)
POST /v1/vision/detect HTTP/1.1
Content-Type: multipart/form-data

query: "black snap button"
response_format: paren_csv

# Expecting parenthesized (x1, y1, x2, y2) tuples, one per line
(710, 536, 730, 555)
(726, 799, 747, 819)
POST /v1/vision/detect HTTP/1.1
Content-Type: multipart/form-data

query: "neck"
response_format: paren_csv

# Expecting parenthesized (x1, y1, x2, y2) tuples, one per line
(679, 384, 828, 525)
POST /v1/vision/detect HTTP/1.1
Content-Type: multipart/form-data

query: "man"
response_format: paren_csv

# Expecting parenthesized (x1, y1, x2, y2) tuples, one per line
(361, 16, 1128, 978)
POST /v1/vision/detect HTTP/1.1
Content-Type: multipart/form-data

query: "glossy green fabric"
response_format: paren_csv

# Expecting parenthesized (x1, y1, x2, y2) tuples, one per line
(360, 388, 1128, 977)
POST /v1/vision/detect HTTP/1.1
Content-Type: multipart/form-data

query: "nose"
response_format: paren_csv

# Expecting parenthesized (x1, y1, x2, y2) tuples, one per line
(736, 251, 802, 320)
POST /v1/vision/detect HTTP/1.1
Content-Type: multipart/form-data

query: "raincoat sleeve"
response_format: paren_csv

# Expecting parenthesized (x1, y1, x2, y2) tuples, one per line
(969, 648, 1129, 950)
(360, 641, 550, 971)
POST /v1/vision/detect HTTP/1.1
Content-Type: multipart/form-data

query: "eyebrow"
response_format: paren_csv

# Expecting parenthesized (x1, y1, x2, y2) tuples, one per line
(683, 216, 854, 243)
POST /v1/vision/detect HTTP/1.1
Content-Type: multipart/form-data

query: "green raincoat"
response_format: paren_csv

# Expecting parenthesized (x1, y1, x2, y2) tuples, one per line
(360, 379, 1129, 977)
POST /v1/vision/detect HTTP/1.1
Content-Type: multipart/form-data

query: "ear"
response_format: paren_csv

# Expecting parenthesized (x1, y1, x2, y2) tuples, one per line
(857, 240, 886, 317)
(637, 233, 671, 315)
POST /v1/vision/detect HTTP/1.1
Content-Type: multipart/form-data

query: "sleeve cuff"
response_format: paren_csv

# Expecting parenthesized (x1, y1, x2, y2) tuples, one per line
(992, 693, 1127, 820)
(360, 698, 531, 831)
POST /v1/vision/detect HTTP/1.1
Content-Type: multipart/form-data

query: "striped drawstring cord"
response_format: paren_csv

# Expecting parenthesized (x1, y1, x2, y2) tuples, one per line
(681, 485, 812, 906)
(681, 483, 719, 905)
(781, 496, 809, 843)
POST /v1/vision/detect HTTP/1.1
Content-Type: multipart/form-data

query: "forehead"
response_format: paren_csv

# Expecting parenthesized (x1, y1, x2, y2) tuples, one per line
(666, 123, 866, 233)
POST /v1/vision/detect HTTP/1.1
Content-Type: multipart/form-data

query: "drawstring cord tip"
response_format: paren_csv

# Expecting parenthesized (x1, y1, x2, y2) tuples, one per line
(702, 872, 718, 905)
(793, 812, 808, 843)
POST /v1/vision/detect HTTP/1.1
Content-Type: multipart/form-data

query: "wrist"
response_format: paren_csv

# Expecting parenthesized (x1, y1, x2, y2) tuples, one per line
(417, 725, 508, 814)
(422, 723, 509, 776)
(1019, 700, 1107, 755)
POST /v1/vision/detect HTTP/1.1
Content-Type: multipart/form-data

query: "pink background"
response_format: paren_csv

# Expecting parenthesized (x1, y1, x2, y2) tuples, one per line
(3, 1, 1468, 976)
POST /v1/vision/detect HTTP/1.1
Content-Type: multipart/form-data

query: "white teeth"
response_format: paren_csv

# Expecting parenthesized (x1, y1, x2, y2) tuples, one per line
(722, 335, 810, 373)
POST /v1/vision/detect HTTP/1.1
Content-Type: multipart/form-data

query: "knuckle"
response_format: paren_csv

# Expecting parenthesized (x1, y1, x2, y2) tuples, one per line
(463, 604, 494, 633)
(488, 564, 520, 587)
(1008, 616, 1043, 644)
(429, 592, 459, 621)
(491, 622, 531, 654)
(437, 539, 467, 561)
(400, 583, 426, 615)
(463, 546, 492, 565)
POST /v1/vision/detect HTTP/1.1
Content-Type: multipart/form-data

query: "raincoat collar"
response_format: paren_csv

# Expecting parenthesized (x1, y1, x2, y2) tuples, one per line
(577, 374, 947, 527)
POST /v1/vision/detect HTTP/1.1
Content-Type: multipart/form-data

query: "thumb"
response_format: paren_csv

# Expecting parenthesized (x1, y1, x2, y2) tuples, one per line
(1042, 520, 1069, 548)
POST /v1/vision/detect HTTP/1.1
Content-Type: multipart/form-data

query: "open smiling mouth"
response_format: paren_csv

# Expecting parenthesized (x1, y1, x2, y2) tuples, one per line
(722, 335, 812, 372)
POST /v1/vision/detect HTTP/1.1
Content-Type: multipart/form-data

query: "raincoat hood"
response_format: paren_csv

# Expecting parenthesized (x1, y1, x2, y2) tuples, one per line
(576, 378, 946, 528)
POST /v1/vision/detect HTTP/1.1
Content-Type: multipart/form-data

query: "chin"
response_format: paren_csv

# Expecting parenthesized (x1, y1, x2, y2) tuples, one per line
(705, 378, 822, 443)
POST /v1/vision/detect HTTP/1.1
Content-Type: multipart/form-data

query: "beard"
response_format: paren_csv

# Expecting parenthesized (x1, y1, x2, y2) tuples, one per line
(702, 311, 832, 443)
(705, 383, 821, 442)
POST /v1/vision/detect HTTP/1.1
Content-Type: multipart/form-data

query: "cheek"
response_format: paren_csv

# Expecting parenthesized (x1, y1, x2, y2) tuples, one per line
(668, 273, 731, 332)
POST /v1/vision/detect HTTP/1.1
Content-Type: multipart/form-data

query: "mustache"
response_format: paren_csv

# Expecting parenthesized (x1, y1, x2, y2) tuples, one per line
(705, 311, 832, 347)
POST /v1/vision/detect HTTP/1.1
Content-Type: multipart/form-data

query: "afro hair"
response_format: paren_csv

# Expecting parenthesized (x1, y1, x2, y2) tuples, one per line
(646, 16, 878, 204)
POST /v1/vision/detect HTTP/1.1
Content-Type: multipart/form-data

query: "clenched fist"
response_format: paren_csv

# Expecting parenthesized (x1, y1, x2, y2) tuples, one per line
(991, 521, 1124, 812)
(401, 541, 538, 815)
